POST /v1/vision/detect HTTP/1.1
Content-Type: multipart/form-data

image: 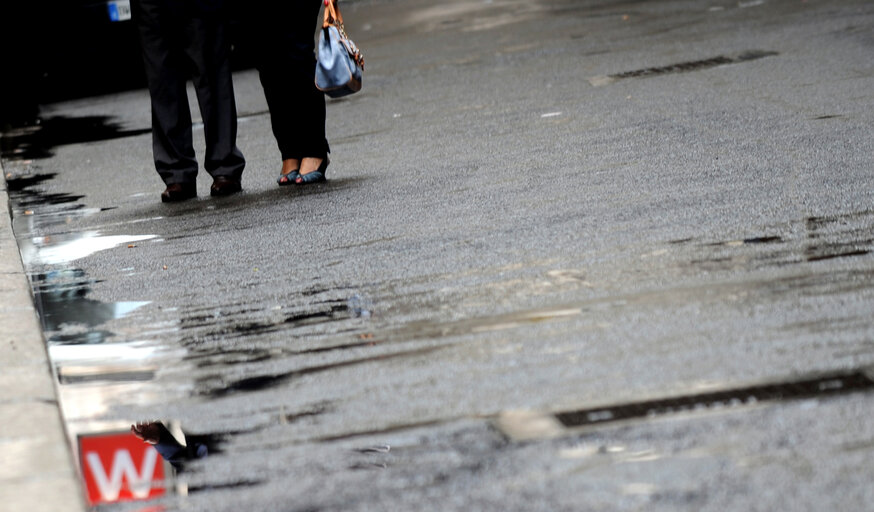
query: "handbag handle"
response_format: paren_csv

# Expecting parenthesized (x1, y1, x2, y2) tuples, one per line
(321, 0, 365, 70)
(323, 0, 344, 29)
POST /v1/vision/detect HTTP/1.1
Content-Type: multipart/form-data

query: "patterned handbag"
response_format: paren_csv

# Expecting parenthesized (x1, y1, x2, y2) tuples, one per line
(315, 0, 365, 98)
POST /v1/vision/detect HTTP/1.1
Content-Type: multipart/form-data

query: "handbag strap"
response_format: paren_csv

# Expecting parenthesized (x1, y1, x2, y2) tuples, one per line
(323, 0, 344, 29)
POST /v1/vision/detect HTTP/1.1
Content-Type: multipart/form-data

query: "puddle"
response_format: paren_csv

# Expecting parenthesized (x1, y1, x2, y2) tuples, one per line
(5, 167, 165, 381)
(672, 209, 874, 271)
(804, 210, 874, 261)
(29, 266, 163, 386)
(5, 172, 87, 212)
(377, 303, 595, 346)
(129, 421, 224, 471)
(196, 345, 443, 398)
(21, 231, 157, 266)
(0, 115, 151, 161)
(77, 420, 238, 507)
(347, 293, 373, 318)
(284, 402, 332, 424)
(705, 236, 783, 246)
(177, 300, 352, 346)
(9, 181, 156, 344)
(31, 268, 150, 344)
(5, 171, 57, 191)
(0, 170, 223, 510)
(6, 172, 157, 343)
(6, 173, 156, 268)
(173, 288, 376, 370)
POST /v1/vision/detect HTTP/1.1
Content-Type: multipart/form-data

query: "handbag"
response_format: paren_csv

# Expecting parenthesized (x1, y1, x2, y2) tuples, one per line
(315, 0, 365, 98)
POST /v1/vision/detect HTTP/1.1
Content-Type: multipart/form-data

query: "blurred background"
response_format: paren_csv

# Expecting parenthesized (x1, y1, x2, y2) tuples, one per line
(0, 0, 254, 128)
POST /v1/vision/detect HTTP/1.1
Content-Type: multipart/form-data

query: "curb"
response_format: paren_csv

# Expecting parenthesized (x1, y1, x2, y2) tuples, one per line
(0, 161, 86, 511)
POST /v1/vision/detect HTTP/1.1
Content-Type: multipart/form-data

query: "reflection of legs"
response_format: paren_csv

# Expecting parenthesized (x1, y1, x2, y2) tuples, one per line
(134, 0, 198, 186)
(185, 13, 245, 180)
(253, 0, 329, 173)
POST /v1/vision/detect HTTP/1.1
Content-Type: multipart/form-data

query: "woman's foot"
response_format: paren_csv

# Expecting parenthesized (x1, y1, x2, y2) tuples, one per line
(277, 158, 300, 186)
(295, 157, 329, 184)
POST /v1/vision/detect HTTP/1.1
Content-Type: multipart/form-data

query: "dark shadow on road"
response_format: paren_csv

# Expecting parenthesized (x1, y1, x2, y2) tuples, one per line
(138, 176, 372, 220)
(0, 115, 151, 161)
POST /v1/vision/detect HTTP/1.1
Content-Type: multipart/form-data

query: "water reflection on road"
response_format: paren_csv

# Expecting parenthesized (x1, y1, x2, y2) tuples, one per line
(5, 170, 191, 509)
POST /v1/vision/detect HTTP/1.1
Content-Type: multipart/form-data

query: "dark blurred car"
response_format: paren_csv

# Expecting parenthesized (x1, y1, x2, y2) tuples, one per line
(43, 0, 146, 102)
(0, 0, 253, 127)
(0, 0, 145, 125)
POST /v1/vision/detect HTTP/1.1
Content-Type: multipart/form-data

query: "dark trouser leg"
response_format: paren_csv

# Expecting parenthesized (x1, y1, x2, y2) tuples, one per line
(133, 0, 198, 185)
(250, 0, 329, 160)
(184, 11, 246, 179)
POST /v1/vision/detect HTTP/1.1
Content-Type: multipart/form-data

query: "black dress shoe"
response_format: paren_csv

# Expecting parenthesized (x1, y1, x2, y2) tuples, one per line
(161, 182, 197, 203)
(210, 176, 242, 197)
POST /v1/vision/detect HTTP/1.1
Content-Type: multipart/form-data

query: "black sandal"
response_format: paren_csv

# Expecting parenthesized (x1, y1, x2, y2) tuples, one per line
(295, 157, 329, 185)
(277, 168, 300, 186)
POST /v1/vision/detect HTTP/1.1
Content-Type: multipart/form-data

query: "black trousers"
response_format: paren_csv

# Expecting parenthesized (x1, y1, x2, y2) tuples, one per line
(133, 0, 245, 185)
(241, 0, 329, 161)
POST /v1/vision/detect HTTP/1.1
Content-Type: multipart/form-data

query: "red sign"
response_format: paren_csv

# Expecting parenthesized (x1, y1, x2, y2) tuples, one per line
(78, 431, 167, 506)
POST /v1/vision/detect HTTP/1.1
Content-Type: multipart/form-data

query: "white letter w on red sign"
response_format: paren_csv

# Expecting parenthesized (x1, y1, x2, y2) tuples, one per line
(85, 448, 159, 501)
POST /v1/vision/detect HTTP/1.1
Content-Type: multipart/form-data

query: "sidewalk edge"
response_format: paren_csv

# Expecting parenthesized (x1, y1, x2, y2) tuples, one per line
(0, 160, 87, 512)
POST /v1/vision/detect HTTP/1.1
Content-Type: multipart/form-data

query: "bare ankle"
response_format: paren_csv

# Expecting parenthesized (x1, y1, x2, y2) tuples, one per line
(300, 157, 324, 174)
(282, 159, 300, 174)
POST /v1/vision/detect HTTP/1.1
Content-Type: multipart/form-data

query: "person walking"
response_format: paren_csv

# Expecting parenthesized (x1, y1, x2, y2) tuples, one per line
(239, 0, 330, 186)
(133, 0, 246, 202)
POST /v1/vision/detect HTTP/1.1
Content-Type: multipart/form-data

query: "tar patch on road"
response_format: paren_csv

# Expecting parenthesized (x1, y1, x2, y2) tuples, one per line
(588, 50, 778, 86)
(495, 367, 874, 441)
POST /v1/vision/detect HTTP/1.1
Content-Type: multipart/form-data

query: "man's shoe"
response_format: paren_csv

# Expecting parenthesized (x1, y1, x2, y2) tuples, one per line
(210, 176, 242, 197)
(161, 182, 197, 203)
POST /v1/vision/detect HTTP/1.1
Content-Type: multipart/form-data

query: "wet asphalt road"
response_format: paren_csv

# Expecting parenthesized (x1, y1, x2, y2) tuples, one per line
(3, 0, 874, 510)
